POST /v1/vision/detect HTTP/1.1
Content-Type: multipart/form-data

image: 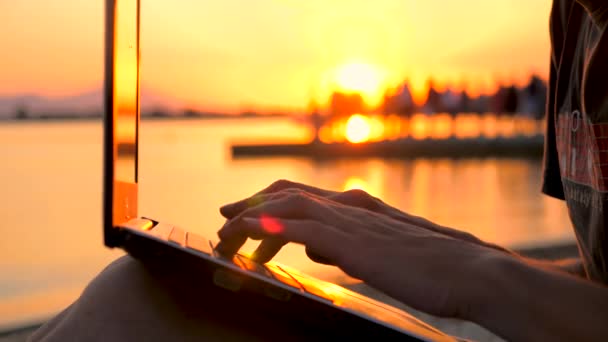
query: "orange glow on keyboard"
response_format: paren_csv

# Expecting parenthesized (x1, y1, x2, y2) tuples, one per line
(260, 215, 283, 234)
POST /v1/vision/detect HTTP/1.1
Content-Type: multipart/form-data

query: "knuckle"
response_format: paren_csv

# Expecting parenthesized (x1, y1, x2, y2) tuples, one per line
(459, 231, 479, 242)
(282, 188, 303, 196)
(269, 188, 295, 200)
(285, 192, 304, 204)
(267, 192, 282, 201)
(344, 188, 369, 199)
(293, 193, 315, 213)
(270, 179, 294, 191)
(291, 188, 310, 199)
(344, 188, 379, 209)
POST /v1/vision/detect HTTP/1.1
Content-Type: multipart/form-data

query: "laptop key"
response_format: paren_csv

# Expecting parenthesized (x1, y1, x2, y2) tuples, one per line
(185, 232, 213, 255)
(208, 240, 220, 257)
(168, 227, 186, 246)
(277, 265, 334, 303)
(118, 218, 154, 231)
(235, 254, 273, 278)
(150, 223, 173, 240)
(265, 264, 303, 291)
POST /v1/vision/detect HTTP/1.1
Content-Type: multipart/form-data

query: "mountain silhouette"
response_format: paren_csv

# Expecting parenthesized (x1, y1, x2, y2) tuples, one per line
(0, 87, 179, 118)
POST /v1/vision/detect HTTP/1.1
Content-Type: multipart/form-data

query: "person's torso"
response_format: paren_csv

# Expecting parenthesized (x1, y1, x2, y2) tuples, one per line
(551, 0, 608, 282)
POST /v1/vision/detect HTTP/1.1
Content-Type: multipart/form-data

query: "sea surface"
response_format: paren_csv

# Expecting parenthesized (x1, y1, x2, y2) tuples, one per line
(0, 118, 574, 330)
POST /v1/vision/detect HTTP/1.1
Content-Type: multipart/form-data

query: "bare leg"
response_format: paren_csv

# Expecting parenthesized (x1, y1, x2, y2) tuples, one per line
(29, 256, 313, 342)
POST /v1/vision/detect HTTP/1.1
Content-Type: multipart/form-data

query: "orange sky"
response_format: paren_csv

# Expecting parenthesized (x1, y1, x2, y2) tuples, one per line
(1, 0, 552, 113)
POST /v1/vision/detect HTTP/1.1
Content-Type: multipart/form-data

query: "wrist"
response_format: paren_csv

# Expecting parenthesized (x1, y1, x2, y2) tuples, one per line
(522, 257, 585, 278)
(554, 258, 585, 277)
(459, 247, 608, 341)
(464, 252, 552, 341)
(462, 252, 522, 324)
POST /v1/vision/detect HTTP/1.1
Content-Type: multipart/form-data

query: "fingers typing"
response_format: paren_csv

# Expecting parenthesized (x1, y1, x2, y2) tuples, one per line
(220, 179, 337, 218)
(217, 216, 348, 266)
(251, 238, 286, 263)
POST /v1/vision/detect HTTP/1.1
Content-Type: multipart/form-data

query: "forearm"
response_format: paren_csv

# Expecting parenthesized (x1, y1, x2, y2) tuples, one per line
(524, 256, 586, 278)
(492, 244, 585, 277)
(468, 254, 608, 341)
(548, 257, 586, 276)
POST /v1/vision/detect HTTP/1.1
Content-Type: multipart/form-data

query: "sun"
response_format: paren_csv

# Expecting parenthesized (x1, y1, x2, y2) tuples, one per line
(334, 62, 383, 97)
(345, 114, 372, 144)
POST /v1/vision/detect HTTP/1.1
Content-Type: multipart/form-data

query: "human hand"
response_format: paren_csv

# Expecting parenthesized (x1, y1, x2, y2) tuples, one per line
(219, 179, 511, 263)
(216, 181, 505, 318)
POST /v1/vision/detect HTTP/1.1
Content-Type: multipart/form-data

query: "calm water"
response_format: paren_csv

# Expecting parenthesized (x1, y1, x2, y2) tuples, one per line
(0, 118, 573, 329)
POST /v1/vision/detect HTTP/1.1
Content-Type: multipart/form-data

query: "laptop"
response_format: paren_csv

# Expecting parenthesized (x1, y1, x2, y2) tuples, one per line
(103, 1, 457, 341)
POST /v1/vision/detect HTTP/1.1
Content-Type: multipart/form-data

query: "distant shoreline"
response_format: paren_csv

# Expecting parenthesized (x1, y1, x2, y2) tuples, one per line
(0, 113, 289, 122)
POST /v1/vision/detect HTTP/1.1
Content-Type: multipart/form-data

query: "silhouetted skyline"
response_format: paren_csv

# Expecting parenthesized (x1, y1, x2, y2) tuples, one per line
(2, 0, 552, 113)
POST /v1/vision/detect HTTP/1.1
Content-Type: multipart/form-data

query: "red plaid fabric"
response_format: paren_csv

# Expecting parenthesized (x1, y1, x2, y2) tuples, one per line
(557, 111, 608, 192)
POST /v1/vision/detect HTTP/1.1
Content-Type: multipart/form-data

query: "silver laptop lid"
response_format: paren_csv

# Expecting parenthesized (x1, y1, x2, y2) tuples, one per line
(103, 0, 141, 247)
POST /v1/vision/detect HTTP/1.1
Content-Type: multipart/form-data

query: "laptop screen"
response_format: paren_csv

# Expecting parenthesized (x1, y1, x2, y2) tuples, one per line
(104, 0, 140, 245)
(113, 0, 139, 183)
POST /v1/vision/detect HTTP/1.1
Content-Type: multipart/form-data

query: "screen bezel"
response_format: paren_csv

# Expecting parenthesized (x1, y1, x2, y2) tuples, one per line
(103, 0, 140, 247)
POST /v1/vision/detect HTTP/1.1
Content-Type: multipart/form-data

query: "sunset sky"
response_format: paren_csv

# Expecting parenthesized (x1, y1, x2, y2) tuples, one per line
(1, 0, 552, 113)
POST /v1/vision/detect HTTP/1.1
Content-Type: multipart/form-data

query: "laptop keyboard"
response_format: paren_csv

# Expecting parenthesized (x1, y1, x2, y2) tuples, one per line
(185, 232, 214, 255)
(150, 222, 174, 240)
(121, 219, 455, 340)
(142, 223, 334, 302)
(233, 254, 274, 278)
(168, 227, 187, 246)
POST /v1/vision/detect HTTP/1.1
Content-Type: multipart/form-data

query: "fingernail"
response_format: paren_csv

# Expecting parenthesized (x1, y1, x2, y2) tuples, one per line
(214, 241, 228, 254)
